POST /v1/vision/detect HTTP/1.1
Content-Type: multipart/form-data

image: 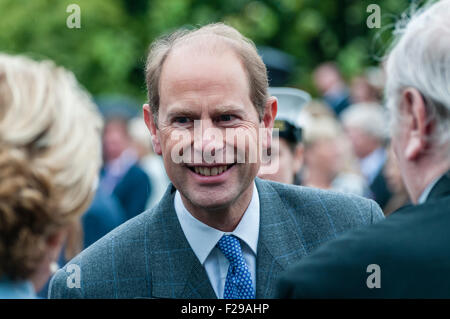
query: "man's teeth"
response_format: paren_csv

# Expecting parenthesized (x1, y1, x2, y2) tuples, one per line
(193, 165, 229, 176)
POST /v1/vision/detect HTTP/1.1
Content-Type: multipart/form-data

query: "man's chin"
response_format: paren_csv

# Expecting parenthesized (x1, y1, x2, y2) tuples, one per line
(185, 190, 236, 210)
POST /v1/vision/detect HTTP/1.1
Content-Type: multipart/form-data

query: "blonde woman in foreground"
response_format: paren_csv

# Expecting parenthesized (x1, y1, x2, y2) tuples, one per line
(0, 54, 103, 298)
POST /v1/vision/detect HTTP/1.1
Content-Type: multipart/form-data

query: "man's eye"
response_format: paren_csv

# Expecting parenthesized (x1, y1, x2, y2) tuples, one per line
(218, 115, 235, 122)
(174, 117, 191, 124)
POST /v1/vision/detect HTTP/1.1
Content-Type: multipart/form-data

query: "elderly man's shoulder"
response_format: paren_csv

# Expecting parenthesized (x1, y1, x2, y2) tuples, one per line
(276, 201, 450, 298)
(262, 179, 384, 225)
(276, 220, 391, 298)
(49, 208, 160, 298)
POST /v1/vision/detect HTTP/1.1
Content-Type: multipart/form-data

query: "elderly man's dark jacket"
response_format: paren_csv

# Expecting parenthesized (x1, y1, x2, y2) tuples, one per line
(276, 171, 450, 298)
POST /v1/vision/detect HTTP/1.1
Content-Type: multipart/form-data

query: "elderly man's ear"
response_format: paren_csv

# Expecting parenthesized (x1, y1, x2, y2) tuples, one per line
(400, 88, 430, 161)
(143, 104, 162, 155)
(261, 96, 278, 149)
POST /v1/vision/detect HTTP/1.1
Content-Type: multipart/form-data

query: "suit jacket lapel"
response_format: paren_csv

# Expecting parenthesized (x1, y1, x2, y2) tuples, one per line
(254, 178, 307, 298)
(147, 184, 216, 299)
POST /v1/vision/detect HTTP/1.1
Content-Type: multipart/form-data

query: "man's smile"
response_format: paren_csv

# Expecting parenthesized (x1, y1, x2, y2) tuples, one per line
(184, 163, 238, 184)
(187, 164, 236, 177)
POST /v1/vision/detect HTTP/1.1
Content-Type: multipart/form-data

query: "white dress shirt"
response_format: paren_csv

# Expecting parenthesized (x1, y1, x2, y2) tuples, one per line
(418, 176, 441, 204)
(174, 183, 260, 298)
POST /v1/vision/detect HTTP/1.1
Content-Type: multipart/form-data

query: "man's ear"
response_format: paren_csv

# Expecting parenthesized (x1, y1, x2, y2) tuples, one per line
(143, 104, 162, 155)
(401, 88, 428, 160)
(261, 96, 278, 149)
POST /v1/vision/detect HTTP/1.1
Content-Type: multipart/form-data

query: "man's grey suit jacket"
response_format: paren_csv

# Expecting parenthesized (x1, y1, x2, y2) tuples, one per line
(49, 178, 384, 298)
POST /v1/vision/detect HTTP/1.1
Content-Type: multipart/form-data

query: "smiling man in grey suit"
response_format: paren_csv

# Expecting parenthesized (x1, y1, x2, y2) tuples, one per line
(49, 23, 383, 299)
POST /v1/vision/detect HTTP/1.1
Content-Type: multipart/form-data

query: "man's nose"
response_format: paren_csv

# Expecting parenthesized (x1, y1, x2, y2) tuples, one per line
(194, 119, 225, 156)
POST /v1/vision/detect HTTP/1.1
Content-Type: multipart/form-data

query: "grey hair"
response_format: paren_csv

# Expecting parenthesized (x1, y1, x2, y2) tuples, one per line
(385, 0, 450, 156)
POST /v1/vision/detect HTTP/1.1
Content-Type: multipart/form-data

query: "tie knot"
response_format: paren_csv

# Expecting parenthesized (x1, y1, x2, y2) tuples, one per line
(217, 235, 245, 266)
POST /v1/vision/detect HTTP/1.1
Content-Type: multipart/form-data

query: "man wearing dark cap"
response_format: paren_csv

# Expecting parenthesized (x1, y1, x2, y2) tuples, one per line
(258, 87, 308, 185)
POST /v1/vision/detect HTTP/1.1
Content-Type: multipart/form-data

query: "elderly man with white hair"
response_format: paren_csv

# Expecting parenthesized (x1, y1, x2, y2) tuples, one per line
(276, 0, 450, 298)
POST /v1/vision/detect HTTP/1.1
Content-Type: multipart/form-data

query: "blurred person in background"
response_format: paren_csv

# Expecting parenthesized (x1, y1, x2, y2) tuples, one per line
(313, 62, 352, 116)
(99, 116, 151, 220)
(341, 102, 392, 209)
(128, 117, 170, 209)
(300, 99, 336, 118)
(301, 114, 368, 196)
(277, 0, 450, 298)
(0, 54, 103, 298)
(350, 75, 380, 104)
(258, 87, 310, 185)
(365, 66, 386, 99)
(81, 187, 126, 249)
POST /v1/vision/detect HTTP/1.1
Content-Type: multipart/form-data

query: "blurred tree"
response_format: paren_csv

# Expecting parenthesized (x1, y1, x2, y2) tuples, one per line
(0, 0, 411, 103)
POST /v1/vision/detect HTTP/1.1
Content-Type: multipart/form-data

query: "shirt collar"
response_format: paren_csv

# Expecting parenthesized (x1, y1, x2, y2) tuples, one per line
(418, 175, 441, 204)
(174, 182, 260, 265)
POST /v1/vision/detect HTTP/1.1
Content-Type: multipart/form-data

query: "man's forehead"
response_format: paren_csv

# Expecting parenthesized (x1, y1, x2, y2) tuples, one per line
(161, 33, 248, 77)
(159, 42, 250, 102)
(171, 33, 239, 56)
(162, 36, 243, 73)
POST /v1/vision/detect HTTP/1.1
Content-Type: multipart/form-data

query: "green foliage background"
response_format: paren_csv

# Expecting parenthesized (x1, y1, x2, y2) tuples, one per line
(0, 0, 410, 103)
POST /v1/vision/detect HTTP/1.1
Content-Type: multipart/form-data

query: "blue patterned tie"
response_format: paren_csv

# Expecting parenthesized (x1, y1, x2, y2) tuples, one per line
(217, 235, 255, 299)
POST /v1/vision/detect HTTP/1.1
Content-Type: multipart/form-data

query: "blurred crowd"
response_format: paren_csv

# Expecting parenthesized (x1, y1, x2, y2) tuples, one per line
(260, 62, 409, 217)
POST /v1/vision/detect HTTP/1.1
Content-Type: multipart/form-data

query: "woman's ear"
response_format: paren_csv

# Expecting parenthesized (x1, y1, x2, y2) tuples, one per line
(143, 104, 162, 155)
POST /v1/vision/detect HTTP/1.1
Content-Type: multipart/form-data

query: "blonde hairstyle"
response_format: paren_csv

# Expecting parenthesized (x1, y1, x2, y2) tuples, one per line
(128, 117, 151, 150)
(302, 112, 361, 175)
(145, 23, 268, 123)
(0, 54, 103, 280)
(302, 116, 344, 149)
